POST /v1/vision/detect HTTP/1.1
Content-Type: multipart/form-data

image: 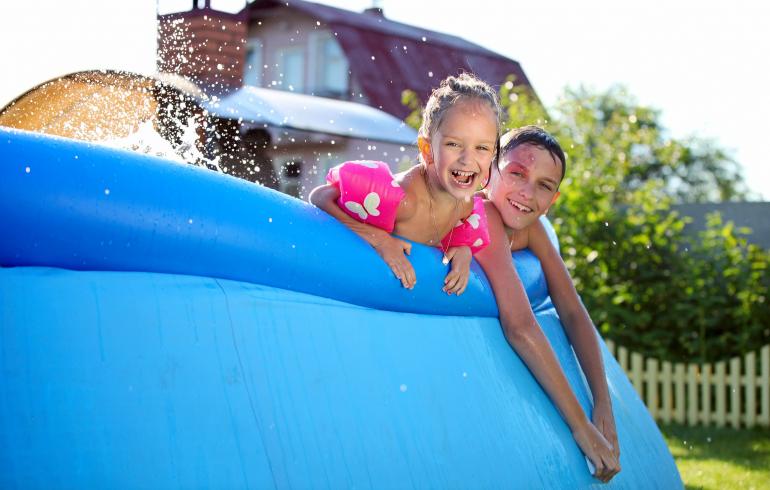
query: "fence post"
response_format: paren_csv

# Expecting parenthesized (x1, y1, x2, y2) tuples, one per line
(661, 361, 673, 424)
(687, 364, 699, 426)
(701, 363, 712, 426)
(674, 363, 686, 424)
(631, 352, 644, 398)
(606, 339, 615, 358)
(715, 361, 727, 428)
(647, 358, 659, 421)
(730, 357, 741, 428)
(745, 351, 756, 428)
(762, 346, 770, 427)
(618, 346, 628, 373)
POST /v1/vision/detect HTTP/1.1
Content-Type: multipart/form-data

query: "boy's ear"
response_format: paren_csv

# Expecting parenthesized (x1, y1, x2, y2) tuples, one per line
(417, 136, 432, 164)
(542, 191, 560, 215)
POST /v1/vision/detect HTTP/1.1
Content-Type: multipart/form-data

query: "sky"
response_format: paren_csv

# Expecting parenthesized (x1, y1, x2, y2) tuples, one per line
(2, 0, 768, 199)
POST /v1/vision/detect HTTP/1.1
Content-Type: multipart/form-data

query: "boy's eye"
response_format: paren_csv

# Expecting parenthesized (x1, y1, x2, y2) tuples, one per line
(477, 145, 490, 152)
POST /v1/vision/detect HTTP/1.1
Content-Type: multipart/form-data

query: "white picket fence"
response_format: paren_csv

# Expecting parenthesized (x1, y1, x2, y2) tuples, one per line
(605, 341, 770, 428)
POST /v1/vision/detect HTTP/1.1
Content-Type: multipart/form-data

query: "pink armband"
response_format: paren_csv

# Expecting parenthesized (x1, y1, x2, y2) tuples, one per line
(441, 195, 490, 254)
(326, 161, 405, 233)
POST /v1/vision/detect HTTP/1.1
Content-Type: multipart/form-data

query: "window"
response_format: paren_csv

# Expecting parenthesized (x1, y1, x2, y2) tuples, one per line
(310, 32, 349, 97)
(278, 46, 305, 92)
(243, 38, 263, 87)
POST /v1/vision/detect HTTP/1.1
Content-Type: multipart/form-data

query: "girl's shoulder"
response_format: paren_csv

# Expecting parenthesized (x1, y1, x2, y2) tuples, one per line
(325, 160, 407, 233)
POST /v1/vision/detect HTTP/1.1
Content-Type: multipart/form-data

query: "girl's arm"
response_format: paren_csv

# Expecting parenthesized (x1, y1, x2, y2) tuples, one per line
(308, 184, 416, 289)
(475, 202, 619, 482)
(442, 246, 472, 295)
(527, 220, 619, 458)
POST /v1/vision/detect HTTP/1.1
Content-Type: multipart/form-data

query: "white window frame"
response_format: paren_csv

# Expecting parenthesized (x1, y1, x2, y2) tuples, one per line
(277, 45, 305, 92)
(243, 38, 263, 87)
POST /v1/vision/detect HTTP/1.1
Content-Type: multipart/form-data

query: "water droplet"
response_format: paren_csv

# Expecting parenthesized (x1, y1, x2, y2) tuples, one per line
(428, 71, 433, 77)
(268, 217, 273, 223)
(25, 166, 30, 173)
(462, 372, 468, 378)
(421, 36, 427, 42)
(104, 188, 110, 195)
(399, 384, 407, 392)
(188, 218, 194, 224)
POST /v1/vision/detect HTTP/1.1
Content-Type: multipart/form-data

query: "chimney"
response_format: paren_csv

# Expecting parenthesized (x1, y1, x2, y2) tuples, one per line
(363, 7, 384, 17)
(192, 0, 212, 10)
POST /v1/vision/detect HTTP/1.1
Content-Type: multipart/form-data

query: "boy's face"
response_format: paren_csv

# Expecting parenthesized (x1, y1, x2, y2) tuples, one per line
(488, 143, 562, 231)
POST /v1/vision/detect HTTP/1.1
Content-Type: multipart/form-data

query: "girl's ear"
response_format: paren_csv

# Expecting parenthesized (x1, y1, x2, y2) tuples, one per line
(417, 136, 432, 164)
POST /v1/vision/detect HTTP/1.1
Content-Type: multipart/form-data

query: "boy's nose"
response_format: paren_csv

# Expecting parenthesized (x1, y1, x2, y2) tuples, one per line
(518, 182, 534, 200)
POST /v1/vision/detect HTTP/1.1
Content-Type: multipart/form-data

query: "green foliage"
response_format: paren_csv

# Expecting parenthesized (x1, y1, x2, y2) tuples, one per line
(403, 78, 769, 362)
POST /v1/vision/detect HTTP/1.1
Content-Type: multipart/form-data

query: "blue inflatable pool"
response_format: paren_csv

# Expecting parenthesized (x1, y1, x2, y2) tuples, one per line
(0, 127, 681, 488)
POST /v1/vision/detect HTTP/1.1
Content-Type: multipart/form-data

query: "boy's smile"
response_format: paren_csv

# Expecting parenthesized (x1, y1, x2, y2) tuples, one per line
(490, 143, 562, 231)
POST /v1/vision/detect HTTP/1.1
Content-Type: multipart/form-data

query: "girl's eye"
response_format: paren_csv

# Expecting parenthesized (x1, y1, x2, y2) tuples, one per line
(540, 183, 553, 191)
(477, 146, 490, 152)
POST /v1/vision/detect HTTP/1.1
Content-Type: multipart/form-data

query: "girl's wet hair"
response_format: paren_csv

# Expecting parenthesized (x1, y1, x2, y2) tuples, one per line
(500, 125, 567, 182)
(419, 73, 502, 175)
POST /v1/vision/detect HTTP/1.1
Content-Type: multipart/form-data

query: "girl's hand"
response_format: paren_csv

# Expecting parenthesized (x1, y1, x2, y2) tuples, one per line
(443, 246, 472, 295)
(593, 400, 620, 460)
(373, 235, 416, 289)
(572, 422, 621, 483)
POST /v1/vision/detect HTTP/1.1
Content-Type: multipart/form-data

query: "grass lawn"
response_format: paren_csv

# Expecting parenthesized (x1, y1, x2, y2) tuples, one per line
(659, 423, 770, 490)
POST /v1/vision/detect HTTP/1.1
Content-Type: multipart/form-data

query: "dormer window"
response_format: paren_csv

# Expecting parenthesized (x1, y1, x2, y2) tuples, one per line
(278, 46, 305, 92)
(310, 31, 349, 98)
(243, 38, 263, 87)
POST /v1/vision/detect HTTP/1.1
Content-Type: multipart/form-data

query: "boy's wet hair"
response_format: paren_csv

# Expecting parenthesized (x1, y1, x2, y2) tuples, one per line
(500, 125, 567, 182)
(419, 73, 502, 172)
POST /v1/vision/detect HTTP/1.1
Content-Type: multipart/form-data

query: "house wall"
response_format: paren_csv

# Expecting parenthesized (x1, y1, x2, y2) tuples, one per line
(266, 130, 416, 199)
(673, 202, 770, 249)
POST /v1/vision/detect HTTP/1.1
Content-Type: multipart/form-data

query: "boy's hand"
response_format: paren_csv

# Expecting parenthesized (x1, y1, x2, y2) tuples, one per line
(373, 234, 416, 289)
(592, 400, 620, 460)
(443, 246, 472, 295)
(572, 422, 621, 483)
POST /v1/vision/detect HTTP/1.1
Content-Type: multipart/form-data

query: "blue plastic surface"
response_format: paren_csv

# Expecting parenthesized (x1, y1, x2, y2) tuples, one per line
(0, 128, 681, 489)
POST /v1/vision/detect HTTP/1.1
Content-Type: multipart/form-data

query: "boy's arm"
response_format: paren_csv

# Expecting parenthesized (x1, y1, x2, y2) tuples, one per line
(476, 202, 619, 482)
(527, 220, 618, 458)
(308, 184, 416, 288)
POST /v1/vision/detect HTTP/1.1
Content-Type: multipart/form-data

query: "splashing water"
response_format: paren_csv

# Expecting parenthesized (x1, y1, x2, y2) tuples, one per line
(103, 117, 221, 172)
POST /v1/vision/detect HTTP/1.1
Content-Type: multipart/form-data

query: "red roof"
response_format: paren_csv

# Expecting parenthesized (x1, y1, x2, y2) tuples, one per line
(245, 0, 534, 119)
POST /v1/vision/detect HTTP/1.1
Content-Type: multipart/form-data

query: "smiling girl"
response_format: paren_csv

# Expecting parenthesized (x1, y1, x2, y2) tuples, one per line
(309, 73, 499, 293)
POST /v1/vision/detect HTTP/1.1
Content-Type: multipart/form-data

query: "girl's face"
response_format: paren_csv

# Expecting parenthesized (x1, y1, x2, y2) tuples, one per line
(488, 143, 562, 232)
(422, 98, 497, 201)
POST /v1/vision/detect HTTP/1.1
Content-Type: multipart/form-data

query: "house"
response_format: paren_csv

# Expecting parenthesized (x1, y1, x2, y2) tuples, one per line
(673, 202, 770, 249)
(157, 0, 536, 197)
